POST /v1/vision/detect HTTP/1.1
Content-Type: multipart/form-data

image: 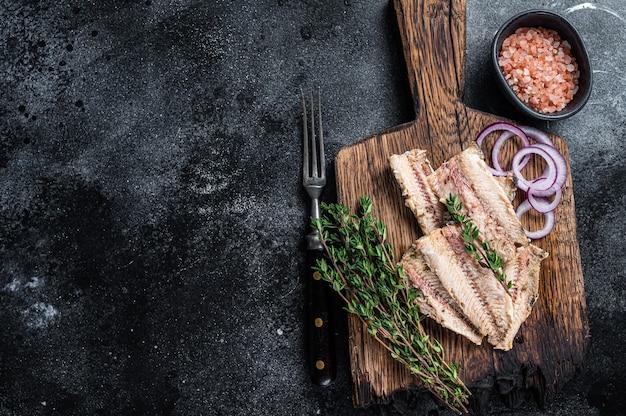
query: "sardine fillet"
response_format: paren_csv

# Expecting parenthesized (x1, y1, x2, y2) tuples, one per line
(389, 149, 445, 234)
(391, 144, 548, 351)
(389, 147, 518, 238)
(417, 226, 514, 349)
(428, 145, 528, 263)
(499, 244, 548, 348)
(401, 226, 547, 350)
(401, 244, 483, 345)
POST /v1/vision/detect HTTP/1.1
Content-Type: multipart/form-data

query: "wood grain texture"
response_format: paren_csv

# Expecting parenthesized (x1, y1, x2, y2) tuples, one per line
(334, 0, 589, 411)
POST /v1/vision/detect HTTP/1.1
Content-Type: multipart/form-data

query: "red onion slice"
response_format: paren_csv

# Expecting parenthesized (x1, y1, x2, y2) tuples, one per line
(476, 122, 530, 176)
(474, 121, 568, 239)
(511, 146, 558, 192)
(528, 186, 562, 213)
(519, 125, 556, 147)
(492, 131, 531, 174)
(530, 143, 568, 190)
(475, 122, 529, 146)
(516, 198, 556, 240)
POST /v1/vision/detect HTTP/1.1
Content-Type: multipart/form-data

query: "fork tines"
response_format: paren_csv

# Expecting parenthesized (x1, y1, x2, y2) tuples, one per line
(301, 89, 325, 185)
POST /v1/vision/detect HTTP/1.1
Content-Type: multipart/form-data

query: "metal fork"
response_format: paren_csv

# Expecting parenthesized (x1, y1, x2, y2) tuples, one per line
(301, 89, 335, 386)
(302, 89, 326, 221)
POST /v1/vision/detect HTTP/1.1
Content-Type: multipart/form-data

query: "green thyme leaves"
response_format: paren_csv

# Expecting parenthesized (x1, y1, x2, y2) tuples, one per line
(312, 196, 470, 414)
(445, 194, 511, 289)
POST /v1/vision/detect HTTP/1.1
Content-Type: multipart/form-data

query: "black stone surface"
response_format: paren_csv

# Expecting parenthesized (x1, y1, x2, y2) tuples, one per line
(1, 1, 625, 415)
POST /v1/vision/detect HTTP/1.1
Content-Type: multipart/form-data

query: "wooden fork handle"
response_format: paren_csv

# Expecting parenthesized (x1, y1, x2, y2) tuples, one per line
(307, 248, 336, 386)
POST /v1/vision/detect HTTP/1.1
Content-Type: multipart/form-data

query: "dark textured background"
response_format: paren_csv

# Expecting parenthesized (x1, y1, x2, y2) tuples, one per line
(1, 0, 625, 415)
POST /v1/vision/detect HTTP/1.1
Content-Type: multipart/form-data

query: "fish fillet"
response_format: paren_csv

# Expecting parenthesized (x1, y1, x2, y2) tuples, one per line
(417, 226, 514, 349)
(389, 149, 445, 234)
(389, 147, 518, 237)
(391, 144, 548, 350)
(428, 145, 528, 263)
(401, 244, 483, 345)
(499, 244, 548, 348)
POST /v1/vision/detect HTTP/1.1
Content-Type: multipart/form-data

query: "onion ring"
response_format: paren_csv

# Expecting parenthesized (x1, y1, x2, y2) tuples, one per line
(475, 121, 568, 239)
(475, 122, 530, 176)
(519, 125, 555, 147)
(530, 143, 568, 190)
(528, 186, 562, 213)
(511, 145, 558, 192)
(516, 198, 556, 240)
(491, 131, 531, 174)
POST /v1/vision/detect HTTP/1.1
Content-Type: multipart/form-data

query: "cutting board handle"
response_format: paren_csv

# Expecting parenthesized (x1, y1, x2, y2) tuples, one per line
(393, 0, 467, 118)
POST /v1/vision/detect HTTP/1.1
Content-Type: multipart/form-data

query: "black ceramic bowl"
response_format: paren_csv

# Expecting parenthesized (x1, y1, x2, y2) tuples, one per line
(492, 10, 592, 121)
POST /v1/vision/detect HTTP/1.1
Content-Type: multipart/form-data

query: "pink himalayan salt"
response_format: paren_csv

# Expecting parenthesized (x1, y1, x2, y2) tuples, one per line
(498, 27, 580, 114)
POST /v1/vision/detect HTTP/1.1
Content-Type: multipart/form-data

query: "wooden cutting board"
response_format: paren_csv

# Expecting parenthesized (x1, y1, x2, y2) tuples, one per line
(334, 0, 589, 411)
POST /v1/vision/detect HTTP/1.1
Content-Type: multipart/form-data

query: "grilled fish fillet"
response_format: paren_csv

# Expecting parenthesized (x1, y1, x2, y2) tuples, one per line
(390, 144, 548, 350)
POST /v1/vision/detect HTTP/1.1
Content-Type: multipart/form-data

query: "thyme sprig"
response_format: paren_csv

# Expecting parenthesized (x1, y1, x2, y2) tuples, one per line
(311, 196, 470, 414)
(445, 194, 511, 289)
